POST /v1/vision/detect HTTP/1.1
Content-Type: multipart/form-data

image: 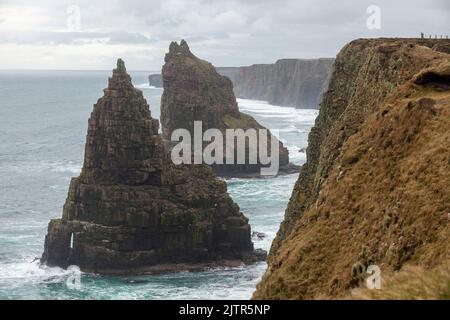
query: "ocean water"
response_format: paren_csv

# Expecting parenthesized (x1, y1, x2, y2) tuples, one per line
(0, 70, 317, 299)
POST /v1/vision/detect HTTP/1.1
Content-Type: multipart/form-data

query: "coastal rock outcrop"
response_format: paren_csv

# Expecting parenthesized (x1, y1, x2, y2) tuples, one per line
(254, 38, 450, 299)
(41, 59, 263, 274)
(160, 40, 290, 176)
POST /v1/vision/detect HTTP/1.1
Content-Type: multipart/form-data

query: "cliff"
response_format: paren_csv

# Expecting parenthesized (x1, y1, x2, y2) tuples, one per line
(41, 59, 264, 274)
(216, 67, 239, 83)
(254, 38, 450, 299)
(148, 73, 163, 87)
(149, 60, 333, 110)
(147, 68, 238, 88)
(231, 58, 334, 109)
(160, 40, 290, 176)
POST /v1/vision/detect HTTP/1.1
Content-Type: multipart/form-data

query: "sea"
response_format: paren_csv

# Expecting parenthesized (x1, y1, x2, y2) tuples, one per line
(0, 70, 317, 299)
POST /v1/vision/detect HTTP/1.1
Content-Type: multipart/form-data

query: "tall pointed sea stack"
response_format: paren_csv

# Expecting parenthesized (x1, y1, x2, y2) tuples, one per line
(41, 59, 263, 274)
(160, 40, 291, 176)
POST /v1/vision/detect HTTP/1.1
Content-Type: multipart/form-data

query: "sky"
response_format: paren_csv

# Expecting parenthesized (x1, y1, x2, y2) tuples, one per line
(0, 0, 448, 70)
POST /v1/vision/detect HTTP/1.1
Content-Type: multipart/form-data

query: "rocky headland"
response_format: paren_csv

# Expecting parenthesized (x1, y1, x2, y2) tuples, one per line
(41, 59, 265, 274)
(254, 38, 450, 299)
(160, 40, 291, 177)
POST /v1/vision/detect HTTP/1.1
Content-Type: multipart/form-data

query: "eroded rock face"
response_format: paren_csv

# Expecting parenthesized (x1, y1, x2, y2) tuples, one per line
(148, 61, 333, 110)
(231, 58, 334, 109)
(254, 39, 450, 299)
(41, 59, 262, 274)
(160, 40, 290, 176)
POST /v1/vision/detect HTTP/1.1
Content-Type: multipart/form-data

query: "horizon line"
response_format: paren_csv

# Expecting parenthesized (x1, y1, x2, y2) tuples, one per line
(0, 68, 160, 72)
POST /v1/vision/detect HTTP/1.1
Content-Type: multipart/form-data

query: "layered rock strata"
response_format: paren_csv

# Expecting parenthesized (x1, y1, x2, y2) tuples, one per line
(41, 59, 263, 274)
(231, 58, 334, 109)
(148, 60, 333, 110)
(160, 40, 290, 176)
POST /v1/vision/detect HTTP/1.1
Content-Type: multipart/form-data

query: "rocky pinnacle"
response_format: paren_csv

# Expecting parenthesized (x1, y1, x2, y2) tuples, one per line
(41, 59, 264, 274)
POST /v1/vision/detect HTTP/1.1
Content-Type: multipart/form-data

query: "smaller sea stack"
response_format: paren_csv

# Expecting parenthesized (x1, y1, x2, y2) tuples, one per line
(160, 40, 292, 177)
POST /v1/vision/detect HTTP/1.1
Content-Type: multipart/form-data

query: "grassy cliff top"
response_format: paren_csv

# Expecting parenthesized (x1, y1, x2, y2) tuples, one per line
(254, 39, 450, 299)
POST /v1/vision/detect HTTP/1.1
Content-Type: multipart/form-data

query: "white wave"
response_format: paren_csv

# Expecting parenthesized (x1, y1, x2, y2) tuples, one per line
(51, 162, 82, 174)
(7, 160, 82, 175)
(134, 83, 157, 89)
(0, 258, 72, 286)
(287, 145, 307, 165)
(277, 128, 309, 133)
(237, 98, 318, 125)
(235, 98, 315, 165)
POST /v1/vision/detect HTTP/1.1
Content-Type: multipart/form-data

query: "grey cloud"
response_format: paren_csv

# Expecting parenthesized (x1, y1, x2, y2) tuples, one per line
(0, 0, 448, 69)
(0, 30, 155, 45)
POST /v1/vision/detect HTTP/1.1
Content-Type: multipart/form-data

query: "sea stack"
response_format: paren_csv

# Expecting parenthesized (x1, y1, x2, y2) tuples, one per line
(160, 40, 291, 177)
(41, 59, 263, 274)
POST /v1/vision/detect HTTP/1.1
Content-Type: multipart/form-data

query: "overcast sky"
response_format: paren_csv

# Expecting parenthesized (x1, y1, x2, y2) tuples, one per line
(0, 0, 448, 70)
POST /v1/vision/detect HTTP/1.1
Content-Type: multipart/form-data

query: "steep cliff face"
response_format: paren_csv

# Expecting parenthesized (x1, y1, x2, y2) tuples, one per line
(148, 59, 333, 110)
(160, 40, 290, 176)
(230, 58, 334, 109)
(147, 69, 239, 88)
(41, 59, 264, 274)
(254, 39, 450, 299)
(148, 73, 163, 87)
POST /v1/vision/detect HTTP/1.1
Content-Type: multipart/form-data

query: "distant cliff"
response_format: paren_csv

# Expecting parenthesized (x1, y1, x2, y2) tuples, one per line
(254, 38, 450, 299)
(150, 59, 333, 109)
(228, 58, 334, 109)
(148, 73, 163, 87)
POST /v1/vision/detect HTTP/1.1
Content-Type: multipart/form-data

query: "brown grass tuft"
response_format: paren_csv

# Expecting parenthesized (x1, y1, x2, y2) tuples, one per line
(351, 263, 450, 300)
